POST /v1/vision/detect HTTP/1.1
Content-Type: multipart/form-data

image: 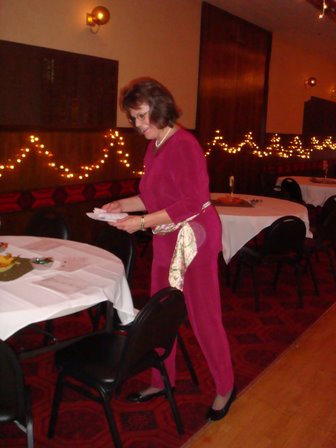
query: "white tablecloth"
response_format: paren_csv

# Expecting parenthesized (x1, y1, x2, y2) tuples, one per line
(211, 193, 311, 264)
(276, 176, 336, 207)
(0, 236, 136, 340)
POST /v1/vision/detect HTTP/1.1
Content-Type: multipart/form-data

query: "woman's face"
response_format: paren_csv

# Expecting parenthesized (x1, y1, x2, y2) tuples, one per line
(128, 103, 161, 140)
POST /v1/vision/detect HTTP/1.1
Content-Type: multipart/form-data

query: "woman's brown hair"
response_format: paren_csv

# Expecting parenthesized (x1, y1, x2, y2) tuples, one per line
(120, 77, 180, 128)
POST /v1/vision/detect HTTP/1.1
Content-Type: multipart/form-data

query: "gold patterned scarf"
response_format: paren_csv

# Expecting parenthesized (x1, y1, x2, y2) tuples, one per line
(153, 201, 211, 290)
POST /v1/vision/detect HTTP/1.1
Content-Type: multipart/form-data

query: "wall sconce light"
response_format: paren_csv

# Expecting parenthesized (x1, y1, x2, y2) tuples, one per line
(305, 77, 317, 87)
(86, 6, 110, 33)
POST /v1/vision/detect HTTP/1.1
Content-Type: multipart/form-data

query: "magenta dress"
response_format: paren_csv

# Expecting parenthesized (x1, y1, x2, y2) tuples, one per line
(139, 128, 234, 395)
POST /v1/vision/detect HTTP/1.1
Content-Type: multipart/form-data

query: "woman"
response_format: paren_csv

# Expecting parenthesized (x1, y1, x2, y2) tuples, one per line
(103, 77, 235, 420)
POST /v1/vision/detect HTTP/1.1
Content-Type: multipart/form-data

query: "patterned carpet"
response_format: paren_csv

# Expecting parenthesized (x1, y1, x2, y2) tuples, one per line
(1, 239, 335, 448)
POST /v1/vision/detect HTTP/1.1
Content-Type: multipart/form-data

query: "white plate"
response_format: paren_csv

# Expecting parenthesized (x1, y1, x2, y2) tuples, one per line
(86, 212, 128, 222)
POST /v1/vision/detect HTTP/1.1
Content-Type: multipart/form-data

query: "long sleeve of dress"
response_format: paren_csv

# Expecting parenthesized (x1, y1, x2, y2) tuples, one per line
(139, 128, 210, 224)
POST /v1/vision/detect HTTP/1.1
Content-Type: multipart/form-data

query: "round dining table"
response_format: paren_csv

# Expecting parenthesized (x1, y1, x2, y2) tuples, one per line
(211, 192, 312, 264)
(276, 176, 336, 207)
(0, 235, 135, 344)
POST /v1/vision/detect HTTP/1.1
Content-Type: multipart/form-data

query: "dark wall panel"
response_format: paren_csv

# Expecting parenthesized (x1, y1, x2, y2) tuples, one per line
(0, 40, 118, 131)
(197, 2, 272, 147)
(303, 96, 336, 135)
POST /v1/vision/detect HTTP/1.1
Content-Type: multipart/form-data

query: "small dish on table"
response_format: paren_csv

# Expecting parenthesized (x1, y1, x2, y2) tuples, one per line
(0, 242, 9, 253)
(0, 252, 15, 272)
(30, 257, 54, 270)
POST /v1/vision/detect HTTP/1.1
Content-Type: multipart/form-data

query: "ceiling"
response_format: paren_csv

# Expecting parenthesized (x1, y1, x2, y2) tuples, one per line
(212, 0, 336, 47)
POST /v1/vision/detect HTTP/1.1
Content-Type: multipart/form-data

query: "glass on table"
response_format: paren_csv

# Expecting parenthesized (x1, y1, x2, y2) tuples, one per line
(322, 160, 329, 179)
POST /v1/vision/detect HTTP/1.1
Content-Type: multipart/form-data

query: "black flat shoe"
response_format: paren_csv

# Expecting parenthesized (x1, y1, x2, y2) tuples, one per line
(126, 389, 167, 403)
(206, 387, 237, 421)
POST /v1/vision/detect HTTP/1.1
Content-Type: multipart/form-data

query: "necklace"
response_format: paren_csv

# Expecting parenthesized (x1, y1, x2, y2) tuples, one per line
(155, 127, 173, 148)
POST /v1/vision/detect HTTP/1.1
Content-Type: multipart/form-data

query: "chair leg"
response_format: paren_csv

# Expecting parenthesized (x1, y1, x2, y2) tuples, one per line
(294, 265, 304, 308)
(224, 262, 231, 287)
(176, 332, 199, 386)
(305, 255, 319, 295)
(87, 302, 111, 331)
(326, 248, 336, 281)
(99, 390, 123, 448)
(140, 239, 151, 257)
(232, 257, 242, 292)
(25, 387, 34, 448)
(221, 253, 231, 287)
(87, 305, 103, 331)
(160, 363, 184, 435)
(272, 262, 282, 290)
(48, 371, 65, 439)
(250, 264, 260, 312)
(43, 320, 56, 345)
(233, 258, 260, 311)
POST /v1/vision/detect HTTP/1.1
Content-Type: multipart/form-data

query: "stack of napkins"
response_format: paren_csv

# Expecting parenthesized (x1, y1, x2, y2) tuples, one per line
(86, 208, 128, 222)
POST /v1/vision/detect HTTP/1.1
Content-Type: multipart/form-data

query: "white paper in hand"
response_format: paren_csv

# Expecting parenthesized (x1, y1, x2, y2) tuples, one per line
(86, 208, 128, 222)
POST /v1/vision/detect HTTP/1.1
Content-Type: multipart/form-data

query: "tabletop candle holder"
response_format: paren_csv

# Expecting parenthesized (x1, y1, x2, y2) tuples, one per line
(229, 175, 235, 199)
(322, 160, 329, 179)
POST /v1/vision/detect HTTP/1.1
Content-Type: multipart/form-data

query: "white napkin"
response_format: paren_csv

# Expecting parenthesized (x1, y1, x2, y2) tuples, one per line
(87, 208, 128, 222)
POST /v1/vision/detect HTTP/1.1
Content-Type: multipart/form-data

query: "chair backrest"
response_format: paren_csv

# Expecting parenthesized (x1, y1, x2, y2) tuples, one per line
(281, 178, 303, 203)
(0, 341, 27, 425)
(25, 209, 70, 240)
(262, 215, 306, 256)
(115, 287, 186, 384)
(93, 225, 136, 283)
(318, 209, 336, 243)
(320, 195, 336, 227)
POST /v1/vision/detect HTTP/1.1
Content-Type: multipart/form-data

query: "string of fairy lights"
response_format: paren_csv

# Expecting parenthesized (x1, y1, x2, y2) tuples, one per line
(0, 130, 144, 181)
(1, 129, 336, 182)
(205, 130, 336, 159)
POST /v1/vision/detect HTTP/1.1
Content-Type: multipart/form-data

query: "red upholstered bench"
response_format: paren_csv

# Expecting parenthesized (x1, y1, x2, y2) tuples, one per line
(0, 179, 140, 214)
(0, 179, 140, 243)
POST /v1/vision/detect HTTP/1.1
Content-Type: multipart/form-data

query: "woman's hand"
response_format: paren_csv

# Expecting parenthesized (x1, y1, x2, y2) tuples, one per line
(109, 215, 143, 234)
(102, 201, 122, 213)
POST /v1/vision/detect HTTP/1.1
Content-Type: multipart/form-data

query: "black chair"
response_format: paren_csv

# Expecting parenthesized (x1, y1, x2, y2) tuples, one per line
(25, 208, 70, 240)
(121, 292, 199, 388)
(135, 228, 153, 257)
(281, 178, 326, 228)
(280, 178, 304, 204)
(91, 225, 199, 386)
(233, 215, 319, 311)
(48, 287, 186, 448)
(88, 225, 136, 330)
(304, 208, 336, 282)
(318, 195, 336, 230)
(93, 225, 136, 283)
(0, 341, 34, 448)
(132, 294, 199, 387)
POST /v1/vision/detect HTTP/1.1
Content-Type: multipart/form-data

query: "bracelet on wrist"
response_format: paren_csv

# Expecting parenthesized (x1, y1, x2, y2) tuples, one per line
(140, 215, 146, 231)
